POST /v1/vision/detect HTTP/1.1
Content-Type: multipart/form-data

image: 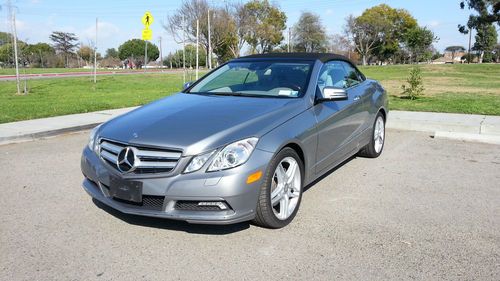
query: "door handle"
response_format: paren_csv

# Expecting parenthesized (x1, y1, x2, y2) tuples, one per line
(354, 96, 360, 101)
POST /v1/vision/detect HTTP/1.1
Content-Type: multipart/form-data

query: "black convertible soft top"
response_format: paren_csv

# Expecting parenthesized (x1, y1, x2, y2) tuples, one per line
(234, 52, 352, 63)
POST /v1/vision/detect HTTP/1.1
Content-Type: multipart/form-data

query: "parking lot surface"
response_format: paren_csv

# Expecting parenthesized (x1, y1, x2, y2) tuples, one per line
(1, 130, 499, 280)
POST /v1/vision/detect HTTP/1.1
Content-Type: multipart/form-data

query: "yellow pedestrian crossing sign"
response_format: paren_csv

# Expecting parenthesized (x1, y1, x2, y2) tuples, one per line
(142, 28, 152, 41)
(142, 12, 154, 27)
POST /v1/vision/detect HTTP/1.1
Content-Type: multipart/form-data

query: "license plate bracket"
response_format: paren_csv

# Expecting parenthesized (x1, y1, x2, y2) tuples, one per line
(109, 177, 143, 203)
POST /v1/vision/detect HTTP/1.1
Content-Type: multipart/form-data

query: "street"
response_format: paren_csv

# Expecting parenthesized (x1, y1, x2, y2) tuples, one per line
(0, 130, 499, 280)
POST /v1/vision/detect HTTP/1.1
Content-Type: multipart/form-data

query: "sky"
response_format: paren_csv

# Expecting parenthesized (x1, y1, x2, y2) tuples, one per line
(1, 0, 478, 56)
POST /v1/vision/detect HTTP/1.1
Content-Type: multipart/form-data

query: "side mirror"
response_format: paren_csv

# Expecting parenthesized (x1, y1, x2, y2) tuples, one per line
(319, 87, 348, 102)
(183, 81, 193, 90)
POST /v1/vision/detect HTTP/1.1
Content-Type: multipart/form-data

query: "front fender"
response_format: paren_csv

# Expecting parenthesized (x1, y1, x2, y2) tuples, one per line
(256, 108, 318, 184)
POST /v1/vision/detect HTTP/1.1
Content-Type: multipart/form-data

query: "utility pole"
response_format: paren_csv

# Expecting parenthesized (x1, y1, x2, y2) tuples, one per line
(94, 17, 98, 83)
(287, 27, 291, 53)
(144, 40, 148, 72)
(196, 19, 199, 80)
(182, 15, 186, 83)
(207, 9, 212, 69)
(467, 25, 472, 64)
(8, 0, 21, 95)
(159, 36, 163, 68)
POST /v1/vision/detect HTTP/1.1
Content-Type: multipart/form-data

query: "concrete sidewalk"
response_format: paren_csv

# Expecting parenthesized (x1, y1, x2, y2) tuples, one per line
(1, 108, 500, 145)
(0, 107, 138, 145)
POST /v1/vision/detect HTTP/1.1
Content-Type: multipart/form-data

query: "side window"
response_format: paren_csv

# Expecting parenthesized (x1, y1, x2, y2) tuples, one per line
(339, 61, 363, 88)
(317, 61, 348, 92)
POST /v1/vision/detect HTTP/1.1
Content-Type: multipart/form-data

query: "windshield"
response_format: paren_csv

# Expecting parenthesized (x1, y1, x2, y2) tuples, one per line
(187, 61, 314, 98)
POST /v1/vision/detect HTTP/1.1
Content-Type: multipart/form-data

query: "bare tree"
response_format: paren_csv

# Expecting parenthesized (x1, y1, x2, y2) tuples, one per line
(344, 15, 381, 65)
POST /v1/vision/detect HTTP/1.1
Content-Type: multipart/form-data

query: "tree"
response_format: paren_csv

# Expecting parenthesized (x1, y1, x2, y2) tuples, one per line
(492, 43, 500, 62)
(77, 45, 94, 64)
(22, 43, 55, 67)
(445, 46, 466, 63)
(164, 44, 207, 68)
(352, 4, 417, 63)
(0, 31, 12, 46)
(403, 26, 438, 62)
(49, 31, 78, 67)
(292, 12, 327, 52)
(165, 0, 238, 64)
(401, 66, 424, 100)
(344, 15, 380, 65)
(473, 23, 498, 63)
(240, 0, 287, 53)
(459, 0, 500, 34)
(105, 48, 118, 59)
(118, 39, 159, 68)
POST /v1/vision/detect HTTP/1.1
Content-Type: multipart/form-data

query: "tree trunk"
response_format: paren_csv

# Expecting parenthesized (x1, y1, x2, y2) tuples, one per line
(479, 51, 484, 63)
(362, 55, 367, 66)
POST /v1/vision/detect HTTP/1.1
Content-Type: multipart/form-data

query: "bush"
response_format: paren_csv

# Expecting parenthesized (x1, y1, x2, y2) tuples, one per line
(401, 66, 424, 100)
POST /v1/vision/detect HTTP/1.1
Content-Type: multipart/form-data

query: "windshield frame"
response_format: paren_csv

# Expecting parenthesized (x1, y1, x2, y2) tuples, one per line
(183, 58, 316, 99)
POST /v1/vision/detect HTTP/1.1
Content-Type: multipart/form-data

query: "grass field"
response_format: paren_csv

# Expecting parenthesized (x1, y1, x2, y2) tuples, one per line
(0, 64, 499, 123)
(0, 68, 143, 75)
(360, 64, 500, 115)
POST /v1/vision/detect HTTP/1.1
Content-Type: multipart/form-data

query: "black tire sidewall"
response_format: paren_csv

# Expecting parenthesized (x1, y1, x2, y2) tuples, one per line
(260, 148, 304, 228)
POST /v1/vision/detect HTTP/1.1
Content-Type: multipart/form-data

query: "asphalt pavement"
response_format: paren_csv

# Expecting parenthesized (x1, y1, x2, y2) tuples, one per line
(0, 130, 499, 280)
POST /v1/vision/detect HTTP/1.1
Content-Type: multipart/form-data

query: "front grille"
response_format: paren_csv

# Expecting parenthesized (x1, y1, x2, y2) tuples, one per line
(175, 201, 225, 211)
(99, 139, 182, 174)
(113, 195, 165, 211)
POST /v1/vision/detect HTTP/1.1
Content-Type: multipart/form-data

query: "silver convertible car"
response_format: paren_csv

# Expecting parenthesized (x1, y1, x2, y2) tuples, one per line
(81, 53, 388, 228)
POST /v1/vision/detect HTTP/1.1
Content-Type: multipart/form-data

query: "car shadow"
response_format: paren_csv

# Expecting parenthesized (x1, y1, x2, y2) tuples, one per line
(92, 199, 250, 235)
(303, 156, 356, 192)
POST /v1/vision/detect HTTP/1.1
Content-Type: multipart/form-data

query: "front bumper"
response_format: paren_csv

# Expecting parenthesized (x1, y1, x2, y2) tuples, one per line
(80, 146, 273, 224)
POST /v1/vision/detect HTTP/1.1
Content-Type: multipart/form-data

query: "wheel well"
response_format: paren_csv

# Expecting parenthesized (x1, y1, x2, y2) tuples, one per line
(283, 143, 305, 167)
(378, 108, 387, 121)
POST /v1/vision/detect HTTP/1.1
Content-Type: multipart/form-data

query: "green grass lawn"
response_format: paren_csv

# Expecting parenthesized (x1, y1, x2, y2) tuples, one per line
(0, 64, 499, 124)
(360, 64, 500, 115)
(0, 68, 162, 75)
(0, 73, 183, 123)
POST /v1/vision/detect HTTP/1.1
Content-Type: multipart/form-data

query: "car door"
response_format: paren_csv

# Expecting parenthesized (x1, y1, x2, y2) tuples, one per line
(313, 60, 366, 174)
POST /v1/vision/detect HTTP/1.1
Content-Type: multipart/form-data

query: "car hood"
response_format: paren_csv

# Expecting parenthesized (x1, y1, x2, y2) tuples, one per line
(99, 93, 306, 156)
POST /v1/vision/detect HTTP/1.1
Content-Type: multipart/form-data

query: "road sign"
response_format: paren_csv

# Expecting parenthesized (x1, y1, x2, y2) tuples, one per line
(142, 28, 152, 41)
(142, 11, 154, 27)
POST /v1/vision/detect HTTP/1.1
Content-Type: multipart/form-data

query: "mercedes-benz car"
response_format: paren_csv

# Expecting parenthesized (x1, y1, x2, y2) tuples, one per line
(81, 53, 388, 228)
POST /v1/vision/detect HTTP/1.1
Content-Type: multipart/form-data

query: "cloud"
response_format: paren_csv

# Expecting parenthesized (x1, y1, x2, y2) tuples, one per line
(326, 9, 333, 15)
(427, 20, 440, 28)
(83, 21, 120, 42)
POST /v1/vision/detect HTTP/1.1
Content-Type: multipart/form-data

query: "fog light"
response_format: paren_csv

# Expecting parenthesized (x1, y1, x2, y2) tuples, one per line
(198, 201, 228, 210)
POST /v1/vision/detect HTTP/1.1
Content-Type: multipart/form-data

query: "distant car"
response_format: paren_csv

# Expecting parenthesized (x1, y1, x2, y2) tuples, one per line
(81, 53, 388, 228)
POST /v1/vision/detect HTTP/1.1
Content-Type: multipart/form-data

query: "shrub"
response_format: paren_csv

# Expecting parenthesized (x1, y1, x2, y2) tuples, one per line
(401, 66, 424, 100)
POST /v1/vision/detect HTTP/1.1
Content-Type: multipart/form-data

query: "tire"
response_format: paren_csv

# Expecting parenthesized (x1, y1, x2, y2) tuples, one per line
(253, 147, 304, 229)
(358, 112, 386, 158)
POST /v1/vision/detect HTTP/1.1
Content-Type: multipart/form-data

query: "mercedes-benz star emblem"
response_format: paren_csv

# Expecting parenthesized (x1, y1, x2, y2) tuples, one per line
(116, 147, 138, 173)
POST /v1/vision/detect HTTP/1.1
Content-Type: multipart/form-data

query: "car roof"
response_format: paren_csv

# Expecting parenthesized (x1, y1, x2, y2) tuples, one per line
(233, 52, 352, 63)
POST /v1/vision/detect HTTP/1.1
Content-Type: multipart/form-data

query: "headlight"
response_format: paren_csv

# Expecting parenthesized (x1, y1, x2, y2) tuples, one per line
(207, 137, 258, 172)
(87, 124, 101, 152)
(184, 150, 215, 173)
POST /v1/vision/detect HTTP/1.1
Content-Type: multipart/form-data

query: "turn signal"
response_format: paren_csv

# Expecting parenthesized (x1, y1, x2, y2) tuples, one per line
(246, 170, 262, 184)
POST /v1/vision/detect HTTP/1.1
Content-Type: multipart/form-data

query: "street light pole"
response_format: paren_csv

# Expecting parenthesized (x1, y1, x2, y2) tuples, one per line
(196, 19, 199, 80)
(94, 17, 98, 83)
(11, 10, 21, 95)
(207, 9, 212, 69)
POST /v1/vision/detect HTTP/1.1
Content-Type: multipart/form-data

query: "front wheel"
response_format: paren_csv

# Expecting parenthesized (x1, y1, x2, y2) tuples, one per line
(358, 112, 385, 158)
(253, 148, 304, 228)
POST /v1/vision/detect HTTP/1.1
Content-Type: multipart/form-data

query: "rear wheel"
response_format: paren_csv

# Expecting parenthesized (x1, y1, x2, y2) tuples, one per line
(253, 148, 303, 228)
(358, 112, 385, 158)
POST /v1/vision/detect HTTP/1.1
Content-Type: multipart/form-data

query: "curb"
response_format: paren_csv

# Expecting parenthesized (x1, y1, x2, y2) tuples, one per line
(432, 131, 500, 145)
(0, 122, 101, 146)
